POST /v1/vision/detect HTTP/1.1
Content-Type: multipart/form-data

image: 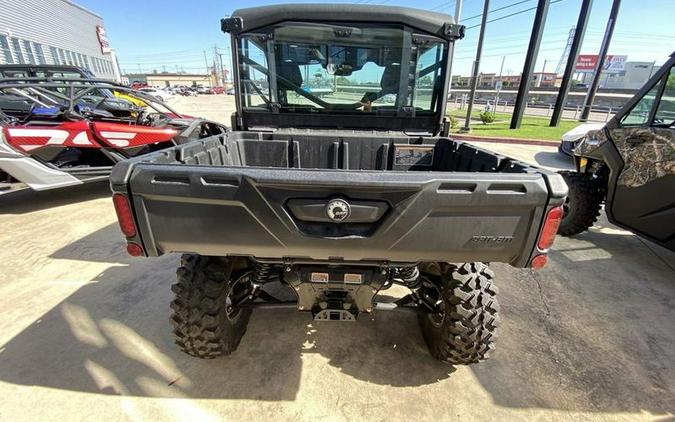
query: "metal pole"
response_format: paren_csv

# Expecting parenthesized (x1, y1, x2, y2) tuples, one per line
(580, 0, 621, 121)
(494, 55, 505, 115)
(550, 0, 593, 126)
(510, 0, 550, 129)
(463, 0, 490, 131)
(203, 50, 209, 75)
(536, 59, 548, 87)
(447, 0, 464, 96)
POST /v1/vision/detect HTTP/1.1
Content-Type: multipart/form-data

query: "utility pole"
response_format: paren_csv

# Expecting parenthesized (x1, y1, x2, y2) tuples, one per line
(462, 0, 490, 132)
(554, 27, 576, 76)
(137, 63, 142, 74)
(580, 0, 621, 121)
(219, 53, 229, 83)
(510, 0, 550, 129)
(203, 50, 209, 76)
(213, 45, 222, 85)
(536, 59, 548, 87)
(447, 0, 463, 96)
(494, 55, 505, 114)
(550, 0, 593, 126)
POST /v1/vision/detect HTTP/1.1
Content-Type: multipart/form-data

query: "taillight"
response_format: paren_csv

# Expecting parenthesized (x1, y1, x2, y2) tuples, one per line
(126, 243, 144, 257)
(537, 205, 563, 251)
(112, 193, 137, 237)
(530, 254, 548, 269)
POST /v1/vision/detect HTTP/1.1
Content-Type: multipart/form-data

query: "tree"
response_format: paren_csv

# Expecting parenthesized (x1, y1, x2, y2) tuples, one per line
(336, 76, 350, 85)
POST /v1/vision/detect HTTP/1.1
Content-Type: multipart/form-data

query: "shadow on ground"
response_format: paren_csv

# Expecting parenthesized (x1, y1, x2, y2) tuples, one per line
(0, 182, 110, 215)
(0, 216, 673, 413)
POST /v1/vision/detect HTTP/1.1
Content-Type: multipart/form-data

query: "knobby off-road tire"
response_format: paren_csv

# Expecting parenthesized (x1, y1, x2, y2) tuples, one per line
(419, 262, 500, 365)
(558, 170, 605, 236)
(170, 254, 252, 359)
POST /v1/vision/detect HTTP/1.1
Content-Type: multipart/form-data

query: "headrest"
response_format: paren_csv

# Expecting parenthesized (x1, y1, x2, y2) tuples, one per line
(276, 61, 302, 90)
(381, 64, 400, 93)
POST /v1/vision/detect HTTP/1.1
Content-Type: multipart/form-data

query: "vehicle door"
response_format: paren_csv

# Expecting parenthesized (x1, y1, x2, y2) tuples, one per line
(607, 58, 675, 250)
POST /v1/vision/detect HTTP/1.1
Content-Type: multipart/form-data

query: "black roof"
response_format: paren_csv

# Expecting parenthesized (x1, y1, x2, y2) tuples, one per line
(224, 4, 463, 40)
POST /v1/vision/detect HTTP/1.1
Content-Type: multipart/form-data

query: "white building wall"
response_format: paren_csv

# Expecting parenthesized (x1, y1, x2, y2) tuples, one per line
(0, 0, 116, 79)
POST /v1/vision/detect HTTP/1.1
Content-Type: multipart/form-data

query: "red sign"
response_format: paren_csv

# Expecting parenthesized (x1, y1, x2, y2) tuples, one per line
(576, 54, 627, 73)
(96, 25, 111, 54)
(576, 55, 598, 71)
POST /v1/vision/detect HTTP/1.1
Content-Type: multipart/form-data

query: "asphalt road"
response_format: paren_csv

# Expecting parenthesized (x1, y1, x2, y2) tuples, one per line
(0, 95, 673, 421)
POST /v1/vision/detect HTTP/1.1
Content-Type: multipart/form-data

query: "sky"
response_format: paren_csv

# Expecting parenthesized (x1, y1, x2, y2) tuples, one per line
(77, 0, 675, 77)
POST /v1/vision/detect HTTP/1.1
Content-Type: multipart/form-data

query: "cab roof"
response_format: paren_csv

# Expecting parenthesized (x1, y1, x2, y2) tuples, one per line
(224, 3, 463, 40)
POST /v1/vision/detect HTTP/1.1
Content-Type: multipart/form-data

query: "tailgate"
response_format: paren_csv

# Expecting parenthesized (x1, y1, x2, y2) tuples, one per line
(113, 160, 566, 267)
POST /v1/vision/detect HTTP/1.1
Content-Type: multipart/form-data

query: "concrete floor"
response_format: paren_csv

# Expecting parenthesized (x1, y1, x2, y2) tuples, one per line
(1, 95, 674, 421)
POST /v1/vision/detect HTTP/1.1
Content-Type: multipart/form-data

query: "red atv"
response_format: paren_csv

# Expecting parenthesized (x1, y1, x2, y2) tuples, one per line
(0, 75, 227, 194)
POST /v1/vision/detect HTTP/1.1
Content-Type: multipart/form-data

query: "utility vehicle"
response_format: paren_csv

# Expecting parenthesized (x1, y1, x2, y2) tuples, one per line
(0, 65, 227, 194)
(110, 4, 567, 365)
(558, 52, 674, 252)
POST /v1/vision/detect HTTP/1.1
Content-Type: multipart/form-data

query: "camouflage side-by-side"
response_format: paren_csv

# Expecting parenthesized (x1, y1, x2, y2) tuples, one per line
(609, 126, 675, 188)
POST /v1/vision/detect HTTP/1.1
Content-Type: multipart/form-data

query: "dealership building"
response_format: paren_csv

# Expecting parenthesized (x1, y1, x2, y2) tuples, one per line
(0, 0, 120, 81)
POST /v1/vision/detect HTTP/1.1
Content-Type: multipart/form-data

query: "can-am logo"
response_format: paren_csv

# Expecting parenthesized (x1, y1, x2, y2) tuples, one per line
(470, 235, 514, 244)
(326, 199, 351, 223)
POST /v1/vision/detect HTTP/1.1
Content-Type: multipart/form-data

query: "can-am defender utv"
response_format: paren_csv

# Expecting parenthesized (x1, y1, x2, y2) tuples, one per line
(0, 67, 227, 194)
(558, 52, 675, 252)
(110, 4, 568, 365)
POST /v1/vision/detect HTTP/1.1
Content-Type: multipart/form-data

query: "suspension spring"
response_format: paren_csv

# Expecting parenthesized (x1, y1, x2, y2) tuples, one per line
(253, 262, 274, 285)
(397, 266, 420, 289)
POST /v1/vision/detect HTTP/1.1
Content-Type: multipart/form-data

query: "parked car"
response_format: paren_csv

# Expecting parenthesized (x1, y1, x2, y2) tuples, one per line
(110, 4, 567, 365)
(138, 87, 172, 102)
(558, 122, 605, 156)
(130, 81, 148, 90)
(195, 86, 211, 94)
(209, 86, 225, 94)
(557, 52, 675, 252)
(171, 86, 196, 96)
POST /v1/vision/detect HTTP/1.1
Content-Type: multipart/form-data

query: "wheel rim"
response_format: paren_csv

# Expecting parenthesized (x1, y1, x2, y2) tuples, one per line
(562, 195, 571, 218)
(226, 273, 251, 320)
(428, 300, 445, 327)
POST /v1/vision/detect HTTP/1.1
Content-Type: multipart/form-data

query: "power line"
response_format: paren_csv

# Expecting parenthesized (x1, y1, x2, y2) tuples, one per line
(430, 1, 456, 11)
(454, 45, 564, 61)
(121, 48, 209, 59)
(462, 0, 533, 22)
(466, 0, 566, 29)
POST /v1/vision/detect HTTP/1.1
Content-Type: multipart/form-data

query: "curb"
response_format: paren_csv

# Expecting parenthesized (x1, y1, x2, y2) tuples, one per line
(450, 133, 560, 147)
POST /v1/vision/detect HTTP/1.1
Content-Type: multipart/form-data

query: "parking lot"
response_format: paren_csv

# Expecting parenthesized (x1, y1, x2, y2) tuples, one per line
(1, 95, 674, 421)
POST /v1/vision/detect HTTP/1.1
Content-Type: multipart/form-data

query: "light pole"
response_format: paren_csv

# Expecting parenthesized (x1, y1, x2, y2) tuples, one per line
(580, 0, 621, 121)
(550, 0, 593, 127)
(447, 0, 464, 97)
(510, 0, 551, 129)
(462, 0, 490, 132)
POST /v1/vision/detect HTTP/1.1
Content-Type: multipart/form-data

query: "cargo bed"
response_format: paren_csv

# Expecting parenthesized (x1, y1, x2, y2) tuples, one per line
(110, 131, 567, 267)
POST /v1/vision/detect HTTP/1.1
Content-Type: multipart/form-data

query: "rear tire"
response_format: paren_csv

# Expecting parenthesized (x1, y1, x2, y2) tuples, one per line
(419, 262, 500, 365)
(170, 254, 252, 359)
(558, 170, 605, 236)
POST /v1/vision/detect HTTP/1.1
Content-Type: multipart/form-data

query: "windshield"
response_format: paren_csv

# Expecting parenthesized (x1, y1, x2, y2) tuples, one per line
(236, 22, 447, 114)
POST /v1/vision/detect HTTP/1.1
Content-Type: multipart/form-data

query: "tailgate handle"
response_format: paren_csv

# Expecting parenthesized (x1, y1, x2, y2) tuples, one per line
(287, 198, 388, 223)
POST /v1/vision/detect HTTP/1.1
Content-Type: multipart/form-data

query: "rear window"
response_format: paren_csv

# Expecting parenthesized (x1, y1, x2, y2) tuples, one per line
(237, 22, 448, 115)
